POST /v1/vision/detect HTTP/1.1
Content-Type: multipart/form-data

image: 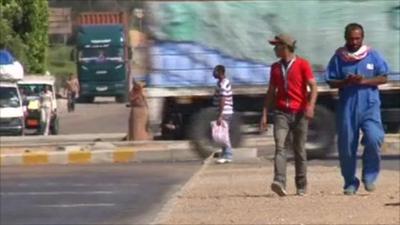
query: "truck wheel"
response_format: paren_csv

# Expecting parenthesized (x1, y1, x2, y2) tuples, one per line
(190, 108, 243, 158)
(50, 117, 60, 135)
(306, 105, 336, 158)
(78, 96, 94, 103)
(115, 95, 128, 103)
(386, 123, 400, 133)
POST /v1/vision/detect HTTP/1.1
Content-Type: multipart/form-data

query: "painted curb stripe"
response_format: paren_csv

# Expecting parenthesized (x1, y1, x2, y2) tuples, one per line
(113, 148, 136, 163)
(23, 152, 49, 165)
(68, 151, 91, 164)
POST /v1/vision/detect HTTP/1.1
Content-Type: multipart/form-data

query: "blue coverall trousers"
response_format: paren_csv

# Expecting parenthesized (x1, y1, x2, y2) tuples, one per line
(337, 87, 385, 189)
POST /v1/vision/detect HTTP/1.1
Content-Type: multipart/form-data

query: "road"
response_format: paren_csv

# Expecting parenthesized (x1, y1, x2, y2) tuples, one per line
(59, 98, 129, 134)
(0, 162, 200, 225)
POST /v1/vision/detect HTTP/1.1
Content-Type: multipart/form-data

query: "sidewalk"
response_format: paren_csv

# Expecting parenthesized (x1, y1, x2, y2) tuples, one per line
(156, 159, 400, 224)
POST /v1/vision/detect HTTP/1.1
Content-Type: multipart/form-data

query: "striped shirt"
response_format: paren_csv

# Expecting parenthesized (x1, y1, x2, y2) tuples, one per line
(213, 78, 233, 115)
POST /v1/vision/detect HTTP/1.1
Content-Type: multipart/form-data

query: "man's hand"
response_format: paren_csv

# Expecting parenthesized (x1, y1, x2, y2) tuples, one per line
(259, 114, 268, 133)
(217, 115, 223, 126)
(305, 104, 315, 120)
(347, 74, 363, 85)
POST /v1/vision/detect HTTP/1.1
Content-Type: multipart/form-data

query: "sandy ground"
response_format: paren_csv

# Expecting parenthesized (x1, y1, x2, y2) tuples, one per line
(159, 160, 400, 225)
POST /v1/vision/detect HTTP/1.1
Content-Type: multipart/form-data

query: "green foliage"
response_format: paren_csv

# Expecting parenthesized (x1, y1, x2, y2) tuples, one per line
(47, 45, 76, 77)
(0, 0, 48, 73)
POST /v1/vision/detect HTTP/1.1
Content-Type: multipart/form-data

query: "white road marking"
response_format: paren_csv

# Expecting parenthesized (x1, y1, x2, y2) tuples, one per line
(37, 203, 116, 208)
(14, 182, 138, 187)
(1, 191, 114, 196)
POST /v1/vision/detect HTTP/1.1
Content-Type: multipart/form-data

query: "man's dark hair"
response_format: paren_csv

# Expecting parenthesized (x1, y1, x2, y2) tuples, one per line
(287, 43, 296, 53)
(214, 65, 225, 74)
(345, 23, 364, 38)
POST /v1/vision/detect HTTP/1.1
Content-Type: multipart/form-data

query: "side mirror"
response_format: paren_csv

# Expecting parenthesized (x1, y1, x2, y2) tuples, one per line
(70, 49, 75, 61)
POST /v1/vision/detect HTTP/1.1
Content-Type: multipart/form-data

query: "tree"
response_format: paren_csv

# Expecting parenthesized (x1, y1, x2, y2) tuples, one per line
(0, 0, 48, 73)
(16, 0, 49, 73)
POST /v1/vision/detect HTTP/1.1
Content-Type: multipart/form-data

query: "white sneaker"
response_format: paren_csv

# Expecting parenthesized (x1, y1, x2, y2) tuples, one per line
(216, 158, 232, 164)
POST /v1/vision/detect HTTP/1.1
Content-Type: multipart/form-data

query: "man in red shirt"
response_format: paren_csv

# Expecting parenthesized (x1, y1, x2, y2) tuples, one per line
(260, 34, 318, 196)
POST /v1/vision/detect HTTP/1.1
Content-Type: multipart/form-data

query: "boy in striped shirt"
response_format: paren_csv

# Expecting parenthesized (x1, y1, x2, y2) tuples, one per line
(213, 65, 234, 164)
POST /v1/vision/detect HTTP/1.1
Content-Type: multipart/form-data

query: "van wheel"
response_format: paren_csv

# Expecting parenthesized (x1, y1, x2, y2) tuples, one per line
(190, 108, 243, 158)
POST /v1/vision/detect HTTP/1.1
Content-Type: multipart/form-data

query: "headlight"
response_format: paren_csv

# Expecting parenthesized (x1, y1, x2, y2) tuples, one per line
(115, 64, 123, 69)
(81, 65, 88, 70)
(115, 83, 125, 88)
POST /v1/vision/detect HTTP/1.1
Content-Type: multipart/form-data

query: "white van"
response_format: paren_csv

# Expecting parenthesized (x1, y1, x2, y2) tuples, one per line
(18, 75, 59, 134)
(0, 81, 24, 136)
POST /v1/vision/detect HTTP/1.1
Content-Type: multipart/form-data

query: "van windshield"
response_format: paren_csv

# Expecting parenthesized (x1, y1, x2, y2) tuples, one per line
(0, 87, 20, 108)
(18, 84, 53, 97)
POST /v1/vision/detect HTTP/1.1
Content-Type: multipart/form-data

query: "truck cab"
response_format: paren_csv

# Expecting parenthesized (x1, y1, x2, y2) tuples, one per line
(73, 12, 131, 103)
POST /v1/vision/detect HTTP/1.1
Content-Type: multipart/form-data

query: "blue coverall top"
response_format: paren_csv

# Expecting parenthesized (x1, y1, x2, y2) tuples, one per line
(325, 48, 390, 118)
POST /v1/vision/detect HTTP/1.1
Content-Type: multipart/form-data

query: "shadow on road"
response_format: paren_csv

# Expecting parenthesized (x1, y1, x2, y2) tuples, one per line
(321, 155, 400, 161)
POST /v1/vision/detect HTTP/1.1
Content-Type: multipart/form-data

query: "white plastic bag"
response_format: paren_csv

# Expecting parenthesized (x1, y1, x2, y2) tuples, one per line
(210, 120, 231, 148)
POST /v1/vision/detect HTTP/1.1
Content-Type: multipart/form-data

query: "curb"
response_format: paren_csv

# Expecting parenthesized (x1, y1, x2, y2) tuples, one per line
(151, 153, 215, 225)
(0, 147, 202, 166)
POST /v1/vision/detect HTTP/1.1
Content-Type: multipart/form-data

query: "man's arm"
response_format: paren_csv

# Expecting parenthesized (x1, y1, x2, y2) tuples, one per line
(308, 79, 318, 107)
(327, 79, 350, 89)
(358, 75, 387, 86)
(219, 96, 226, 118)
(305, 79, 318, 119)
(260, 83, 275, 131)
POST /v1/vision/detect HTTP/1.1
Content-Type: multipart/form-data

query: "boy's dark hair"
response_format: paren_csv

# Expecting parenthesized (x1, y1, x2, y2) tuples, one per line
(214, 65, 225, 74)
(345, 23, 364, 38)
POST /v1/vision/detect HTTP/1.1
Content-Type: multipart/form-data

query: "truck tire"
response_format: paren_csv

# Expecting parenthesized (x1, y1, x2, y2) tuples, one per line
(386, 123, 400, 133)
(115, 95, 128, 103)
(190, 108, 243, 158)
(78, 96, 94, 103)
(305, 105, 336, 158)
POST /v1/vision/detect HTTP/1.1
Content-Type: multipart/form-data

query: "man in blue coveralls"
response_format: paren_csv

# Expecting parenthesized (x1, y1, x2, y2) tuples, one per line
(326, 23, 389, 195)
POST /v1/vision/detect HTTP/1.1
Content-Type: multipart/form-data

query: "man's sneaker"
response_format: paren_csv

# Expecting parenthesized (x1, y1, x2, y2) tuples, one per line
(271, 181, 287, 197)
(216, 158, 232, 164)
(296, 188, 306, 196)
(364, 183, 376, 192)
(344, 179, 360, 195)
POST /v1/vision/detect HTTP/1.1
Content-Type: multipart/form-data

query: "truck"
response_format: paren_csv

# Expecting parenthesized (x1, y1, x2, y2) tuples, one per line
(132, 1, 400, 157)
(72, 12, 132, 103)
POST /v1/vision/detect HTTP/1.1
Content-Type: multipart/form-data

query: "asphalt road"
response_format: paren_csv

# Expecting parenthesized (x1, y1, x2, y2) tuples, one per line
(0, 162, 201, 225)
(59, 98, 129, 134)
